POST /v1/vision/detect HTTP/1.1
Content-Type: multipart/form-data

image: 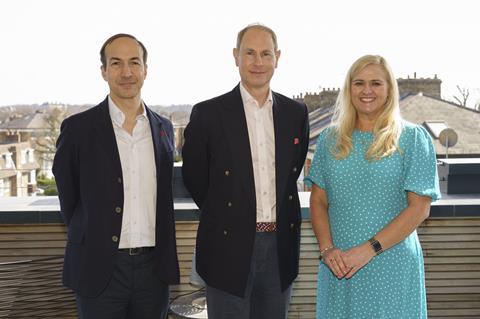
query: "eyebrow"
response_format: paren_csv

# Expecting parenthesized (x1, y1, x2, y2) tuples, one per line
(108, 57, 142, 62)
(352, 78, 384, 82)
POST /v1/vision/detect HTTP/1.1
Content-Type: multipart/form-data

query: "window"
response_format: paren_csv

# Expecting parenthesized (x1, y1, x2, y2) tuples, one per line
(424, 121, 447, 139)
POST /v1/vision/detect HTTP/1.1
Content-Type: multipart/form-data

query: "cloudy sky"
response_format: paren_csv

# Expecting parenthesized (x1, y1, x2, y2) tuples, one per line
(1, 0, 479, 107)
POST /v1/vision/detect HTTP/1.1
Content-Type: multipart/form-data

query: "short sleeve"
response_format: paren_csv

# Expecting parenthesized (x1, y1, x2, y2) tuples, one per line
(304, 129, 329, 189)
(402, 125, 441, 201)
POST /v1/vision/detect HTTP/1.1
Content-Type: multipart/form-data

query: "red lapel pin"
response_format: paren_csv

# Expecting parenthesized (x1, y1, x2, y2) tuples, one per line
(294, 138, 299, 145)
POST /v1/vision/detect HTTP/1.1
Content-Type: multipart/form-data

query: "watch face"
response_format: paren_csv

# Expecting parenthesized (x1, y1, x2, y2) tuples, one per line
(369, 238, 383, 255)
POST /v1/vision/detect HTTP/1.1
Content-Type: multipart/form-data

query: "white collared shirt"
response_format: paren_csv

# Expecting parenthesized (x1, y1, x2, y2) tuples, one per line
(108, 96, 157, 248)
(239, 83, 276, 223)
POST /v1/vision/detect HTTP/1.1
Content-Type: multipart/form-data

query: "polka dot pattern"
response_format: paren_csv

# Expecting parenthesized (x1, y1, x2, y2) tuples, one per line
(305, 122, 441, 319)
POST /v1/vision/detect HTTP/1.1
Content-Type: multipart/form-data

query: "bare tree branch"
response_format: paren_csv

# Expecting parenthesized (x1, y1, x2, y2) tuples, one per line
(453, 85, 470, 107)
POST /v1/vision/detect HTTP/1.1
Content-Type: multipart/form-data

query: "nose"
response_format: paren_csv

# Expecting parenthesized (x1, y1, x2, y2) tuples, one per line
(121, 64, 133, 77)
(362, 84, 373, 94)
(253, 53, 263, 66)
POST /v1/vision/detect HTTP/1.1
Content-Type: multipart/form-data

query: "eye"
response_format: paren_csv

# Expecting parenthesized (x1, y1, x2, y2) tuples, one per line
(372, 81, 383, 86)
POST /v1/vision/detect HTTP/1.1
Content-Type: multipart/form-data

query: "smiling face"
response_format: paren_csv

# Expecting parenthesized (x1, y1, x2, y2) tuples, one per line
(101, 37, 147, 102)
(233, 28, 280, 94)
(350, 64, 389, 121)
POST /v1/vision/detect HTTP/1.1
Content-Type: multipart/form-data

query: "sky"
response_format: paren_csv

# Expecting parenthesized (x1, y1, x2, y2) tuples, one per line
(1, 0, 479, 108)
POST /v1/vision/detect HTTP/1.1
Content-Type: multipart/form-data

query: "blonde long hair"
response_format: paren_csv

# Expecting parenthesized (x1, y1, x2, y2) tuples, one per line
(331, 55, 402, 160)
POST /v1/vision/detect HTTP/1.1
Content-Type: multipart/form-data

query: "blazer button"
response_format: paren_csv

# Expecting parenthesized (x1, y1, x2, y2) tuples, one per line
(288, 195, 293, 200)
(290, 223, 295, 229)
(112, 235, 119, 242)
(225, 170, 230, 176)
(292, 167, 297, 172)
(227, 202, 232, 207)
(117, 177, 122, 183)
(115, 207, 122, 213)
(223, 230, 228, 236)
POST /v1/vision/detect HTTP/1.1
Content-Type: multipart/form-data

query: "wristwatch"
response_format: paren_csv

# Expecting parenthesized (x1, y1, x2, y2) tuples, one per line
(368, 237, 383, 255)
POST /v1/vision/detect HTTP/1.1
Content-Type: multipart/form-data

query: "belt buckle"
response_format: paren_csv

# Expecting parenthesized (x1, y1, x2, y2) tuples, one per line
(128, 248, 141, 256)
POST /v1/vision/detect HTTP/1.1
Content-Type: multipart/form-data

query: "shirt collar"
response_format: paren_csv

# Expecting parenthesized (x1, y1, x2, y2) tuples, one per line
(239, 82, 273, 108)
(108, 95, 148, 127)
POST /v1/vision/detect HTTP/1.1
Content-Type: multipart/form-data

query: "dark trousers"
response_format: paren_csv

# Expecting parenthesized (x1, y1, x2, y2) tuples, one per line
(76, 249, 169, 319)
(206, 232, 292, 319)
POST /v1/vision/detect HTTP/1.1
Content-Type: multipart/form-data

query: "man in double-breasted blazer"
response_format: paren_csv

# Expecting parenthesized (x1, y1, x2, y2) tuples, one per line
(182, 24, 309, 319)
(53, 34, 179, 319)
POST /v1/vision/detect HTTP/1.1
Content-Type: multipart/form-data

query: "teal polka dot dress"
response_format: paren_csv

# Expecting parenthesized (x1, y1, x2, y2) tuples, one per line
(305, 122, 441, 319)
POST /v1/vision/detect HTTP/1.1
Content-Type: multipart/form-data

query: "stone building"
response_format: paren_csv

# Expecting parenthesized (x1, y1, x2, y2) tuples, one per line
(293, 88, 340, 112)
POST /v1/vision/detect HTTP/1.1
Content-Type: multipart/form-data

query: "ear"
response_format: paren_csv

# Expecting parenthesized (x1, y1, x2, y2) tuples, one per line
(233, 48, 240, 67)
(144, 63, 148, 79)
(274, 50, 281, 68)
(101, 65, 107, 81)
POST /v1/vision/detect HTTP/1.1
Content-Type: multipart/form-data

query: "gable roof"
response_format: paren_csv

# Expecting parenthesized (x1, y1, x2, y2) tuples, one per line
(400, 93, 480, 155)
(0, 112, 48, 131)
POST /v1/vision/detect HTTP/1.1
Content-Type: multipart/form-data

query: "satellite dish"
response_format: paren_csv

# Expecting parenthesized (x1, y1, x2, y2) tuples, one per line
(439, 128, 458, 147)
(438, 128, 458, 158)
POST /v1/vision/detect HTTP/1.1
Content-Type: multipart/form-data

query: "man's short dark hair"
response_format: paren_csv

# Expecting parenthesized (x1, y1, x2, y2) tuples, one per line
(100, 33, 147, 69)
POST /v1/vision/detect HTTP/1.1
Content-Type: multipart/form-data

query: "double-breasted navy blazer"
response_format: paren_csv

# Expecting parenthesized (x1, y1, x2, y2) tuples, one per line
(182, 85, 309, 297)
(53, 97, 179, 297)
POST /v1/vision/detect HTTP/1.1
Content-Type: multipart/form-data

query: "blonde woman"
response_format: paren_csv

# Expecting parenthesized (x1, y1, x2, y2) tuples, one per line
(306, 55, 440, 318)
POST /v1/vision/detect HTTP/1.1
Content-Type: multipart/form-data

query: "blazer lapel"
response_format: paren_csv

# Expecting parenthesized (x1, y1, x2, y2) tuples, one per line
(94, 98, 123, 177)
(273, 93, 293, 207)
(220, 86, 256, 208)
(145, 106, 164, 172)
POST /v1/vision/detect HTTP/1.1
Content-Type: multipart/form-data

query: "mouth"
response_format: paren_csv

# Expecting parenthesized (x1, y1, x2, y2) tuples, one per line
(359, 97, 375, 103)
(250, 70, 266, 75)
(119, 82, 136, 87)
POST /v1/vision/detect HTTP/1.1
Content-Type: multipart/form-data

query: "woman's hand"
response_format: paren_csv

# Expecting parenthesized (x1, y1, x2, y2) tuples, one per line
(322, 248, 349, 279)
(343, 242, 376, 279)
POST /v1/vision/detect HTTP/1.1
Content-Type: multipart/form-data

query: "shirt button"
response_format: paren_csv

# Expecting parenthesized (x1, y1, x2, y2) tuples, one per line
(227, 202, 232, 207)
(288, 195, 293, 200)
(225, 170, 230, 176)
(115, 207, 122, 213)
(112, 235, 119, 242)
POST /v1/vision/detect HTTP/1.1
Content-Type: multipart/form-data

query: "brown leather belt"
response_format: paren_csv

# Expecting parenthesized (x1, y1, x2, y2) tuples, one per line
(256, 222, 277, 232)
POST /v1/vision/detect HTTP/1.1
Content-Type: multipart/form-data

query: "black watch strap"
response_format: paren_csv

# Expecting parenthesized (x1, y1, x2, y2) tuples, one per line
(369, 237, 383, 255)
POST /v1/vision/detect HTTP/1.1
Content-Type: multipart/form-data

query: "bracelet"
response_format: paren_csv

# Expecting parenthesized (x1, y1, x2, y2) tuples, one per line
(319, 246, 334, 259)
(368, 237, 383, 255)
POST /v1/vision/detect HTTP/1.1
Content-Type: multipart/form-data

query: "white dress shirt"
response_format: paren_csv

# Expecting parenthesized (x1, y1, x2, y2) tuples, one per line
(240, 83, 277, 223)
(108, 96, 157, 249)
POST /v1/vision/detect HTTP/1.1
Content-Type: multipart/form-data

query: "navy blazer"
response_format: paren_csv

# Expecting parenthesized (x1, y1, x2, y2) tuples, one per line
(182, 86, 309, 297)
(53, 97, 179, 297)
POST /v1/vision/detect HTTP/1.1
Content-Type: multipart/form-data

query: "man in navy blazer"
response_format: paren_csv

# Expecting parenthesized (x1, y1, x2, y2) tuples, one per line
(53, 34, 179, 319)
(182, 24, 309, 319)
